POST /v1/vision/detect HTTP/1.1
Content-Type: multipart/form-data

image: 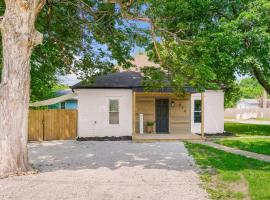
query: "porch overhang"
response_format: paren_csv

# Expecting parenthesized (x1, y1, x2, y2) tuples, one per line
(132, 91, 205, 140)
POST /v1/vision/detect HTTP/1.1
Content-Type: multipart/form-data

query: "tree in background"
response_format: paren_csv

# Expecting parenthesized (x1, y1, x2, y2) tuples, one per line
(203, 0, 270, 94)
(239, 78, 264, 99)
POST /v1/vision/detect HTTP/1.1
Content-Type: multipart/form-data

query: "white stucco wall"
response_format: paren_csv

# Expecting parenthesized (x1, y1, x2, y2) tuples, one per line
(75, 89, 133, 137)
(191, 90, 224, 134)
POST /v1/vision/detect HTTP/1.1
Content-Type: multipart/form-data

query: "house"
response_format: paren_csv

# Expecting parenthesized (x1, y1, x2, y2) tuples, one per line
(225, 98, 270, 120)
(30, 89, 78, 109)
(236, 99, 270, 109)
(71, 71, 224, 140)
(48, 89, 78, 110)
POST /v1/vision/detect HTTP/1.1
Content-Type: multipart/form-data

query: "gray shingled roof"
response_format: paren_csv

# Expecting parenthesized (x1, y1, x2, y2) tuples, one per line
(71, 71, 197, 93)
(72, 72, 142, 89)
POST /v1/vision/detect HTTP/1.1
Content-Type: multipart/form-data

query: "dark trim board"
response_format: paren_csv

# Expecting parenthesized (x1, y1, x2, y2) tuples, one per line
(73, 87, 133, 89)
(77, 136, 132, 141)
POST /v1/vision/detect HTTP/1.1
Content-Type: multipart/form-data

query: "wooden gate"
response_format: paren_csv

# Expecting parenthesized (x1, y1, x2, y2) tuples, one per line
(28, 110, 77, 141)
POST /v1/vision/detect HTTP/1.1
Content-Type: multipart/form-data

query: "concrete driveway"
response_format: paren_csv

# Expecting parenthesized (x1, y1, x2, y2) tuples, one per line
(0, 141, 208, 200)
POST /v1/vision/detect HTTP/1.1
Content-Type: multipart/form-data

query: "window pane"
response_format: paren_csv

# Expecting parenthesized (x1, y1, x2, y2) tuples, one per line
(194, 100, 201, 111)
(110, 100, 119, 112)
(194, 111, 201, 123)
(109, 112, 119, 124)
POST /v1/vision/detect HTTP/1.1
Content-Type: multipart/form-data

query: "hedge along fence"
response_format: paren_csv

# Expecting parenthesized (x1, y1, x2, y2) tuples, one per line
(28, 110, 77, 141)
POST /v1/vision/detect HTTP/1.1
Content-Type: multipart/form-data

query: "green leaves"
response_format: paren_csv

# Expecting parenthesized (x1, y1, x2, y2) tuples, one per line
(239, 78, 264, 99)
(141, 0, 270, 106)
(2, 0, 270, 103)
(1, 0, 145, 101)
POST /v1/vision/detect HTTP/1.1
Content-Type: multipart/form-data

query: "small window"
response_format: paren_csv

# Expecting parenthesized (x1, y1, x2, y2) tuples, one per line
(109, 100, 119, 124)
(194, 100, 201, 123)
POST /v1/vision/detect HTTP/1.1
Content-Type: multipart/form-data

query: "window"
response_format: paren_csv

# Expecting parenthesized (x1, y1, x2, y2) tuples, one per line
(194, 100, 201, 123)
(109, 100, 119, 124)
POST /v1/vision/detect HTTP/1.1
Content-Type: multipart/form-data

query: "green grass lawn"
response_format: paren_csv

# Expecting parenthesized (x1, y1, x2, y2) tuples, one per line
(225, 122, 270, 136)
(186, 142, 270, 200)
(216, 138, 270, 156)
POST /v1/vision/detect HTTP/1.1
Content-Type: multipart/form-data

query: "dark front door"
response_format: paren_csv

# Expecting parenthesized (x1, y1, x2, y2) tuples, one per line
(156, 99, 169, 133)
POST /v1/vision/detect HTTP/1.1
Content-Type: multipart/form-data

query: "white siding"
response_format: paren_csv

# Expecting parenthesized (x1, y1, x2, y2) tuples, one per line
(75, 89, 133, 137)
(191, 90, 224, 134)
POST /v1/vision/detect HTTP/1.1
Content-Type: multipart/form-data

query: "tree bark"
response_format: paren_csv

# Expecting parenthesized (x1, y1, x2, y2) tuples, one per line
(0, 0, 45, 177)
(252, 65, 270, 95)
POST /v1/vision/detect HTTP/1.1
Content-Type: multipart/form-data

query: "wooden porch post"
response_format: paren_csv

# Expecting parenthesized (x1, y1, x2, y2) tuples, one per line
(201, 92, 205, 139)
(132, 91, 136, 134)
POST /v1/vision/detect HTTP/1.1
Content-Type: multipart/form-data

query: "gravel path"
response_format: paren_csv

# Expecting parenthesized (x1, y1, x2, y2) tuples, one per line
(0, 141, 208, 200)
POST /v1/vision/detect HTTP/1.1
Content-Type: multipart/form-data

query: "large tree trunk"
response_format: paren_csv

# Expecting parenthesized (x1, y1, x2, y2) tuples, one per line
(0, 0, 45, 177)
(252, 65, 270, 95)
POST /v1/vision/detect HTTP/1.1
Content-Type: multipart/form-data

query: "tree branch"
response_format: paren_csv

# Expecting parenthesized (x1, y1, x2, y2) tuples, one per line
(150, 23, 162, 62)
(120, 11, 151, 23)
(105, 0, 134, 8)
(123, 14, 163, 63)
(156, 27, 193, 44)
(77, 0, 98, 18)
(252, 65, 270, 94)
(35, 0, 46, 15)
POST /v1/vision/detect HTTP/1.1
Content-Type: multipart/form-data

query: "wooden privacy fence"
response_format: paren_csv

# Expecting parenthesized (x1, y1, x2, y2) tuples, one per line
(28, 110, 77, 141)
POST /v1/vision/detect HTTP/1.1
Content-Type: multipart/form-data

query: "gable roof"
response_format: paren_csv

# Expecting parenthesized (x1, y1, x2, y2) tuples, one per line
(71, 71, 197, 93)
(72, 71, 142, 89)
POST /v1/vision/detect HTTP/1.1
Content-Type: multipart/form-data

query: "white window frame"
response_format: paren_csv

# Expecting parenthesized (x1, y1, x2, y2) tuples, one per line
(194, 100, 202, 123)
(109, 99, 120, 125)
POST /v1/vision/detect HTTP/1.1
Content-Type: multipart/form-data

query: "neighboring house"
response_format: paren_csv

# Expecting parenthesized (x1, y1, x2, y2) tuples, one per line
(236, 99, 270, 109)
(71, 71, 224, 138)
(225, 98, 270, 120)
(48, 89, 78, 110)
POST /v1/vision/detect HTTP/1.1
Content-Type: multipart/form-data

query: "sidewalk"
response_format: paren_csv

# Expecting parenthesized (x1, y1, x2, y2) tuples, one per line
(191, 140, 270, 163)
(225, 119, 270, 125)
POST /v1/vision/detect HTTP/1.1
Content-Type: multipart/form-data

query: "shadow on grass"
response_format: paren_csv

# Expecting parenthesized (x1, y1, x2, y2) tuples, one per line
(185, 142, 270, 200)
(217, 139, 270, 156)
(225, 122, 270, 136)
